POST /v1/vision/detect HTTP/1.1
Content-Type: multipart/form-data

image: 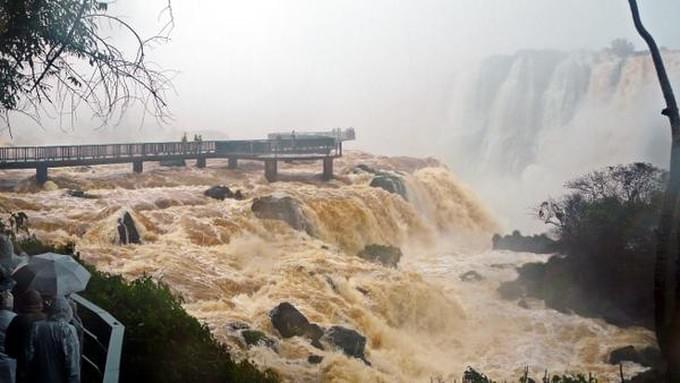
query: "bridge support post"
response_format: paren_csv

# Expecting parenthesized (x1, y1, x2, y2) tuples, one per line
(36, 164, 48, 185)
(132, 160, 143, 174)
(228, 158, 238, 169)
(264, 159, 277, 182)
(322, 158, 334, 181)
(196, 157, 206, 168)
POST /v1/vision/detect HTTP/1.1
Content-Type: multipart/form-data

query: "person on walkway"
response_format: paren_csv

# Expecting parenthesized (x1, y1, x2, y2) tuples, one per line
(28, 296, 80, 383)
(0, 289, 17, 382)
(5, 289, 46, 383)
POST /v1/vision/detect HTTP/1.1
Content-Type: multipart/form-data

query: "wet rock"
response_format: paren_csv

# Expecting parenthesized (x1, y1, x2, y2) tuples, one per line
(352, 164, 378, 174)
(117, 211, 141, 245)
(369, 174, 407, 200)
(269, 302, 323, 348)
(492, 230, 557, 254)
(252, 194, 314, 234)
(241, 329, 277, 349)
(270, 302, 310, 338)
(459, 270, 484, 282)
(323, 326, 369, 364)
(204, 185, 244, 201)
(66, 189, 96, 199)
(609, 345, 662, 368)
(226, 321, 250, 331)
(159, 158, 186, 167)
(497, 281, 524, 300)
(307, 355, 323, 365)
(357, 244, 402, 268)
(518, 299, 530, 309)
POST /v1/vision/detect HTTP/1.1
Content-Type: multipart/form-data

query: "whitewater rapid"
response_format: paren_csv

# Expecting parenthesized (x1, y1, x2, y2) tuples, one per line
(0, 152, 654, 382)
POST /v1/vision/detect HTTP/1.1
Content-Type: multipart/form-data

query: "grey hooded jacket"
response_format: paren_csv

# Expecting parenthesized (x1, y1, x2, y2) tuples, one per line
(28, 297, 80, 383)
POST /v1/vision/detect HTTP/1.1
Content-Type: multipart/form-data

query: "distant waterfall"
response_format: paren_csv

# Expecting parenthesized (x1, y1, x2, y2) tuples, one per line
(445, 49, 680, 231)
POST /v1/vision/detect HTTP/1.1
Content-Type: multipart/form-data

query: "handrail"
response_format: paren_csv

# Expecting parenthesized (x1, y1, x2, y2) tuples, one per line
(71, 293, 124, 383)
(0, 137, 340, 164)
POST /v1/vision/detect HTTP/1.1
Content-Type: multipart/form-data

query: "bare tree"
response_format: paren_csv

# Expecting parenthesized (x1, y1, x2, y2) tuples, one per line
(627, 0, 680, 379)
(0, 0, 175, 136)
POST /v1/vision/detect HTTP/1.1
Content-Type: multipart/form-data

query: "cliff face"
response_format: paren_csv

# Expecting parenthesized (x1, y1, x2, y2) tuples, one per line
(452, 49, 680, 175)
(447, 49, 680, 231)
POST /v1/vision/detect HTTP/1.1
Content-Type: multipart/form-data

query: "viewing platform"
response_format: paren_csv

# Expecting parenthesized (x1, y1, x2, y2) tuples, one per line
(0, 130, 354, 183)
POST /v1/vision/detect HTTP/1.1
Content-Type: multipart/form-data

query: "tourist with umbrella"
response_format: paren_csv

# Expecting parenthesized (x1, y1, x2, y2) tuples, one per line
(8, 253, 90, 383)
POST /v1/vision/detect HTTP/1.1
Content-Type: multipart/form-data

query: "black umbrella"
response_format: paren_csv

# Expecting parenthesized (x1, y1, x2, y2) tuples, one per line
(13, 253, 90, 296)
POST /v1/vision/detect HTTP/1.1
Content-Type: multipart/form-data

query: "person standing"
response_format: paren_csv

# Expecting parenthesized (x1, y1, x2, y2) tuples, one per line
(27, 296, 80, 383)
(0, 288, 16, 383)
(5, 289, 46, 383)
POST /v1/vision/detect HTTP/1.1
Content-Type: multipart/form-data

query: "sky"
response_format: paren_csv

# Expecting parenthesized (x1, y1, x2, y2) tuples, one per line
(7, 0, 680, 149)
(3, 0, 680, 230)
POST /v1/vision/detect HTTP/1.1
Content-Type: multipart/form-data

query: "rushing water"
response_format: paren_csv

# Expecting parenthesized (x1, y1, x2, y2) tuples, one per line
(0, 152, 654, 382)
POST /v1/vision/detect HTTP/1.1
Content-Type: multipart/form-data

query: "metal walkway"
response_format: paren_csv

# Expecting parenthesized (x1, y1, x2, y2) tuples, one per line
(0, 131, 352, 183)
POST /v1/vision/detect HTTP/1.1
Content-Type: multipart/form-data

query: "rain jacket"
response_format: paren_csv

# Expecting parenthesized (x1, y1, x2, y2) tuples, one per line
(5, 310, 45, 383)
(27, 297, 80, 383)
(0, 309, 17, 382)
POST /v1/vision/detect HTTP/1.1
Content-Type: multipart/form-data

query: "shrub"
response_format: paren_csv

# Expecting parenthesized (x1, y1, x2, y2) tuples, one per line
(78, 262, 278, 383)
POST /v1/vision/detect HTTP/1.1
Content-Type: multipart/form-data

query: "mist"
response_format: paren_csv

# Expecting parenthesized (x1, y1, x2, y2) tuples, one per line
(4, 0, 680, 231)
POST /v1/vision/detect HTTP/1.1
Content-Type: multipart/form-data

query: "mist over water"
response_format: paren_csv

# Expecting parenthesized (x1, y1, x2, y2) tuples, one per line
(444, 49, 680, 232)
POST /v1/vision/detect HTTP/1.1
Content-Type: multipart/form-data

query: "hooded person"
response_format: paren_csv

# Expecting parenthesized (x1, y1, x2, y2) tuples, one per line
(27, 296, 80, 383)
(4, 289, 46, 383)
(0, 288, 17, 383)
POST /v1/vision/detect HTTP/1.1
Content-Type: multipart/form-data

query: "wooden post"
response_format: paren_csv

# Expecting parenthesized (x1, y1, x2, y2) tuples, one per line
(228, 157, 238, 169)
(322, 157, 334, 181)
(132, 160, 143, 174)
(36, 164, 48, 184)
(264, 159, 277, 182)
(196, 156, 206, 168)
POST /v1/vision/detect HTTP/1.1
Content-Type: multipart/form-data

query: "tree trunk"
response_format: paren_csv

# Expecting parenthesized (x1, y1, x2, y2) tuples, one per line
(627, 0, 680, 380)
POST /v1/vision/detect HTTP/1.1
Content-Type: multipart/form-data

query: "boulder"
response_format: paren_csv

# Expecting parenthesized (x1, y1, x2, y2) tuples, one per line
(492, 231, 557, 254)
(357, 244, 402, 268)
(369, 174, 407, 200)
(252, 194, 313, 234)
(66, 189, 96, 199)
(159, 158, 186, 167)
(241, 329, 277, 349)
(204, 185, 243, 201)
(609, 345, 662, 368)
(308, 355, 323, 365)
(117, 211, 141, 245)
(459, 270, 483, 282)
(322, 326, 369, 364)
(269, 302, 322, 347)
(352, 164, 379, 174)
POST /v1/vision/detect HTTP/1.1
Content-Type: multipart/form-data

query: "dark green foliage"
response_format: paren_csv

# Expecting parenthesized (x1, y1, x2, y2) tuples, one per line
(78, 263, 278, 383)
(463, 367, 496, 382)
(456, 368, 597, 383)
(16, 233, 277, 383)
(524, 163, 666, 327)
(0, 0, 170, 128)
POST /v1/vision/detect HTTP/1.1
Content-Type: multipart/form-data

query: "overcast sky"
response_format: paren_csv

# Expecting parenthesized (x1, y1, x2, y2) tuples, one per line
(8, 1, 680, 154)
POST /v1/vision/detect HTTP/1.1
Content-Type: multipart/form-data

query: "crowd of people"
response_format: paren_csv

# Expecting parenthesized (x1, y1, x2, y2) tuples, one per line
(0, 257, 83, 383)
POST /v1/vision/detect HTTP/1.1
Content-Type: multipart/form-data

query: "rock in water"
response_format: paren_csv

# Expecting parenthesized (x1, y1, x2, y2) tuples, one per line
(204, 185, 236, 200)
(609, 345, 662, 368)
(241, 329, 277, 349)
(357, 244, 402, 268)
(252, 194, 313, 234)
(307, 355, 323, 364)
(323, 326, 369, 364)
(270, 302, 312, 338)
(459, 270, 484, 282)
(118, 212, 141, 245)
(369, 174, 407, 200)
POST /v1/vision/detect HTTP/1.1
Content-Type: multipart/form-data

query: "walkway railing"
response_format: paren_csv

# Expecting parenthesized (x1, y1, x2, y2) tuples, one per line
(0, 137, 339, 165)
(71, 293, 124, 383)
(0, 141, 215, 163)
